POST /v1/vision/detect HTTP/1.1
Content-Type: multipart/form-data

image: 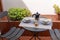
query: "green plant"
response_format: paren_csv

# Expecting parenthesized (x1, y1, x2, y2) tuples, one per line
(53, 4, 60, 14)
(8, 8, 31, 21)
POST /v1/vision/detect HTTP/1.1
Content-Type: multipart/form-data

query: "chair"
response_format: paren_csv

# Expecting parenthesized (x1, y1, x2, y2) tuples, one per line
(54, 29, 60, 40)
(1, 27, 25, 40)
(0, 11, 8, 18)
(6, 28, 20, 39)
(0, 11, 8, 38)
(0, 11, 25, 40)
(1, 27, 16, 37)
(10, 29, 25, 40)
(0, 11, 17, 39)
(49, 29, 58, 40)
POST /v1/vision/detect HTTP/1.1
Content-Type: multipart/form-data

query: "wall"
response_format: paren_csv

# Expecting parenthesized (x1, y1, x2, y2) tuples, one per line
(2, 0, 60, 15)
(2, 0, 28, 11)
(22, 0, 60, 15)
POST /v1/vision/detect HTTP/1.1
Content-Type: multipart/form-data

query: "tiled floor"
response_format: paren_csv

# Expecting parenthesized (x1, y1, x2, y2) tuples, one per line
(1, 36, 51, 40)
(1, 30, 51, 40)
(19, 36, 51, 40)
(18, 30, 51, 40)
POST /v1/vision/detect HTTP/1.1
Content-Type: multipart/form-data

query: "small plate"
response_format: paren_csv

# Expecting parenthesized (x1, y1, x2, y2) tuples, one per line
(22, 19, 31, 23)
(40, 19, 50, 25)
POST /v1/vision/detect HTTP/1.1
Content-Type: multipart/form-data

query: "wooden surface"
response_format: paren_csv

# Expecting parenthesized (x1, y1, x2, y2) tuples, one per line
(0, 0, 3, 12)
(0, 15, 59, 22)
(0, 15, 60, 36)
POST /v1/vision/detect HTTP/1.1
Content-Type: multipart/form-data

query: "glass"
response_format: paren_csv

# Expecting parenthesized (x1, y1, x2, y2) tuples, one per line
(34, 20, 38, 27)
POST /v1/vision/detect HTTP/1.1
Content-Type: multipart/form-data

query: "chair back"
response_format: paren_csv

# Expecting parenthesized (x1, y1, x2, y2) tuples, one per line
(0, 11, 8, 18)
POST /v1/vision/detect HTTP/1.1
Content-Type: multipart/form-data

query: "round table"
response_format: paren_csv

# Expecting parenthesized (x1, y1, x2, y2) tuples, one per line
(19, 17, 53, 40)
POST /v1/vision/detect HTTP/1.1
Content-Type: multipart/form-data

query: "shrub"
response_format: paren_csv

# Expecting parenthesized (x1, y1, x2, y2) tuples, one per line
(8, 8, 31, 21)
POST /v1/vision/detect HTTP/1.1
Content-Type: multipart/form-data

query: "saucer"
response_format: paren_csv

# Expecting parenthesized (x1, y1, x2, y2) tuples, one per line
(22, 19, 31, 23)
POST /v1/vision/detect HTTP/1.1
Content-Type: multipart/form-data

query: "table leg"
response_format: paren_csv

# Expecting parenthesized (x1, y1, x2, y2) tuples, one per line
(30, 36, 34, 40)
(37, 36, 40, 40)
(34, 36, 36, 40)
(29, 32, 41, 40)
(35, 32, 40, 40)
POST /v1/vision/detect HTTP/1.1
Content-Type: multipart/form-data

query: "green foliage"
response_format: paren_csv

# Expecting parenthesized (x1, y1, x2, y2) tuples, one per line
(8, 8, 31, 21)
(53, 4, 60, 14)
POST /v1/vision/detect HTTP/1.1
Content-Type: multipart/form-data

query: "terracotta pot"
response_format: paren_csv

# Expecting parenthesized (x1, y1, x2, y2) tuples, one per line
(58, 14, 60, 20)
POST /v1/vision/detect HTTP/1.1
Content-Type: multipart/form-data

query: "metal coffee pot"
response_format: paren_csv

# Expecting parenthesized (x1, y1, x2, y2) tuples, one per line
(32, 12, 40, 20)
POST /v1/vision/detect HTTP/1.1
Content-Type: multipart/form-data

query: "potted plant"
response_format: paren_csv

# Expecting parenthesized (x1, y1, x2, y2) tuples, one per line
(8, 8, 31, 21)
(53, 4, 60, 20)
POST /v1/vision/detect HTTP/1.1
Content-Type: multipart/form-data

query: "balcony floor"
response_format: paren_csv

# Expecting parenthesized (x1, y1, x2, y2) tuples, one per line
(19, 36, 51, 40)
(1, 30, 51, 40)
(1, 36, 51, 40)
